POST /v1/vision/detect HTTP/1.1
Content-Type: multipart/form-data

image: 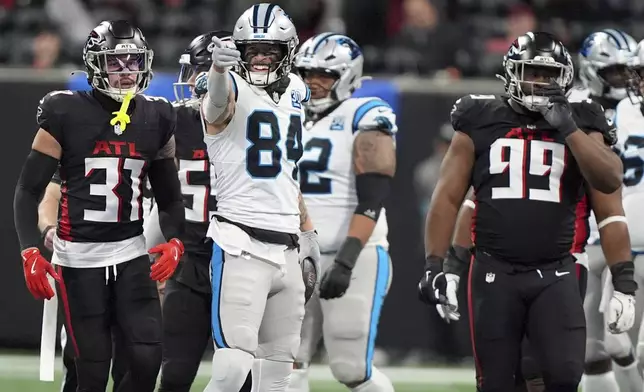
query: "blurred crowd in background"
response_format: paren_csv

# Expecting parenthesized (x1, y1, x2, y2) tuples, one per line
(3, 0, 644, 77)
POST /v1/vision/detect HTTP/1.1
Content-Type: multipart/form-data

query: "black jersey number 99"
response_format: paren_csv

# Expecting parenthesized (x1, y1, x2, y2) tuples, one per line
(246, 110, 303, 180)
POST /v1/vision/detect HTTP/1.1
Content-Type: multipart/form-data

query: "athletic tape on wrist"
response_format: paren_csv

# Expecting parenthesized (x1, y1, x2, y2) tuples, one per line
(597, 215, 627, 230)
(462, 200, 475, 209)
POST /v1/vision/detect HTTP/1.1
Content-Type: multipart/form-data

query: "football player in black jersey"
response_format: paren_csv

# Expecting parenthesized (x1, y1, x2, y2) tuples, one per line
(418, 32, 637, 392)
(13, 20, 185, 392)
(148, 30, 227, 392)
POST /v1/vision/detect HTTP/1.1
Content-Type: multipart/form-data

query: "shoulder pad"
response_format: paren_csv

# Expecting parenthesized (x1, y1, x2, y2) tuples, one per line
(352, 98, 397, 134)
(450, 94, 498, 133)
(37, 90, 75, 141)
(572, 100, 617, 146)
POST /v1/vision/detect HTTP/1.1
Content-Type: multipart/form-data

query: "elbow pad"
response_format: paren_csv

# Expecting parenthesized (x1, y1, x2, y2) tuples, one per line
(354, 173, 392, 221)
(203, 69, 231, 123)
(148, 159, 185, 240)
(14, 150, 60, 250)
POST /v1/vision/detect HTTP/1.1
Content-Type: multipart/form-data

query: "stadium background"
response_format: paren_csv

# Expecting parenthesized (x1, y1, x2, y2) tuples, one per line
(2, 0, 644, 390)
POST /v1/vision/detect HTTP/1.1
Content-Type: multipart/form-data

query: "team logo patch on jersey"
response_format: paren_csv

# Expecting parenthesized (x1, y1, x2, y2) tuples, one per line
(330, 116, 345, 130)
(114, 123, 123, 135)
(485, 272, 496, 283)
(291, 90, 302, 109)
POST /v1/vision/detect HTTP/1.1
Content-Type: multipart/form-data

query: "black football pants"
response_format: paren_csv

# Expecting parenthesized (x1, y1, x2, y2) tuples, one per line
(159, 277, 212, 392)
(56, 255, 162, 392)
(61, 326, 127, 392)
(468, 252, 586, 392)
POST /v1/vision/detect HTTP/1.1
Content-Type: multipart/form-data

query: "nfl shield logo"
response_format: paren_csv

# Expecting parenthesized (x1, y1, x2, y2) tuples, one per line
(485, 273, 495, 283)
(114, 123, 123, 135)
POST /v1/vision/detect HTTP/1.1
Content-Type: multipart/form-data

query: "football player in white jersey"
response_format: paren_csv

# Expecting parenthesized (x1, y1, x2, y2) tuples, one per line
(200, 4, 321, 392)
(617, 38, 644, 387)
(287, 33, 396, 392)
(570, 29, 643, 392)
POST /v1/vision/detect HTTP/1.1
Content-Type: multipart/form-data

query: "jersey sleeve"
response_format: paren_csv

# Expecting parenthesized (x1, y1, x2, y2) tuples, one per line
(450, 95, 484, 137)
(574, 100, 617, 146)
(351, 98, 397, 135)
(37, 90, 73, 144)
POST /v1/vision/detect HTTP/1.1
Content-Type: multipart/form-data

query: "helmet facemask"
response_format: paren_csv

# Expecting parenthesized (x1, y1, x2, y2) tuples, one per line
(236, 41, 293, 87)
(296, 67, 340, 113)
(173, 53, 210, 105)
(505, 59, 573, 111)
(85, 47, 153, 102)
(596, 63, 635, 101)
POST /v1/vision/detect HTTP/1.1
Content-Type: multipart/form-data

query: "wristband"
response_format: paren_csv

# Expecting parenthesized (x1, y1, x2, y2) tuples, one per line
(610, 261, 638, 295)
(41, 225, 56, 240)
(424, 255, 444, 271)
(335, 237, 363, 270)
(443, 245, 471, 276)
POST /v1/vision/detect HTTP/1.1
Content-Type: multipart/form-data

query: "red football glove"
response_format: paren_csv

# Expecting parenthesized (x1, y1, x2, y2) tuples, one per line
(148, 238, 184, 282)
(21, 247, 60, 300)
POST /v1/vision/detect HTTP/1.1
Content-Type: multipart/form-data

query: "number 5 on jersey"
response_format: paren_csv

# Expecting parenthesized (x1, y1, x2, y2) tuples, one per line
(489, 139, 565, 203)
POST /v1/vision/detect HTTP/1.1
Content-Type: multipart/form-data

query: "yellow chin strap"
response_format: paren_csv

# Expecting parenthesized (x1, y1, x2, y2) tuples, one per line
(110, 91, 134, 133)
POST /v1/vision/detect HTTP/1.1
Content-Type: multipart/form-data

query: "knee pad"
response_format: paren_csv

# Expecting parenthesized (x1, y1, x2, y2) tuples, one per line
(287, 367, 310, 392)
(585, 358, 612, 375)
(204, 348, 254, 392)
(228, 325, 259, 354)
(349, 367, 394, 392)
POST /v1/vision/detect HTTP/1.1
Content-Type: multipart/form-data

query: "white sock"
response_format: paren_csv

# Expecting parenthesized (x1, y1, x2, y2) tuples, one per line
(581, 372, 620, 392)
(615, 361, 643, 392)
(286, 368, 309, 392)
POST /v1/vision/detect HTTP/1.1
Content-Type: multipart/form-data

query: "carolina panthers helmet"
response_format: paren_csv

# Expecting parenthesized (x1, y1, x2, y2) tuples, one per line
(232, 3, 298, 86)
(579, 29, 637, 101)
(500, 32, 574, 111)
(82, 20, 153, 102)
(173, 30, 232, 105)
(294, 33, 365, 113)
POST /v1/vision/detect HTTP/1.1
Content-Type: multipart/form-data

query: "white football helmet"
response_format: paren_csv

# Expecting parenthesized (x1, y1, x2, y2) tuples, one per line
(578, 29, 637, 101)
(294, 33, 365, 113)
(232, 3, 298, 87)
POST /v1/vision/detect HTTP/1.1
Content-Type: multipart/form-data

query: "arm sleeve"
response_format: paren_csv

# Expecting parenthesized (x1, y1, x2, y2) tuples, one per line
(51, 166, 62, 184)
(147, 158, 185, 241)
(143, 202, 166, 250)
(14, 150, 60, 250)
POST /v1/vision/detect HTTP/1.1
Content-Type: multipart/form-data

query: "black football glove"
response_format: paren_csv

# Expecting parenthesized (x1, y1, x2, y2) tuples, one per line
(535, 81, 578, 138)
(319, 262, 352, 299)
(418, 255, 449, 306)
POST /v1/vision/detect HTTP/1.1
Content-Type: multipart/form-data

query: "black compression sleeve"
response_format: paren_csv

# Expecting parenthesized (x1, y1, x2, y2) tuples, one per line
(14, 150, 60, 250)
(148, 158, 185, 241)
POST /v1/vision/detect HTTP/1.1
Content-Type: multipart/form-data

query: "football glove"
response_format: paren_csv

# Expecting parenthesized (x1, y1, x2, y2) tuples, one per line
(320, 236, 362, 299)
(148, 238, 184, 282)
(606, 291, 636, 334)
(298, 230, 321, 301)
(606, 261, 637, 334)
(21, 247, 60, 300)
(210, 36, 241, 69)
(535, 81, 578, 138)
(418, 255, 449, 306)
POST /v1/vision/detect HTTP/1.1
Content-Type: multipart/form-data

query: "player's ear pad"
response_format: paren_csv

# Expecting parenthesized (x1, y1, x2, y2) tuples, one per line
(301, 257, 318, 303)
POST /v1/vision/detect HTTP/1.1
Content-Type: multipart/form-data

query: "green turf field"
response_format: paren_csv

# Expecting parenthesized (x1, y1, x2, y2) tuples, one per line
(0, 354, 476, 391)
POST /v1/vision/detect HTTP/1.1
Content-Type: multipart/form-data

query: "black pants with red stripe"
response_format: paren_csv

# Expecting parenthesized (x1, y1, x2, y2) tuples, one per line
(61, 327, 127, 392)
(468, 251, 586, 392)
(57, 255, 162, 392)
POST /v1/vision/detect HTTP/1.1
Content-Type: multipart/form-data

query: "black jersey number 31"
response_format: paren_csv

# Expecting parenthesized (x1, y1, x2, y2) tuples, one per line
(490, 139, 566, 203)
(246, 110, 303, 180)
